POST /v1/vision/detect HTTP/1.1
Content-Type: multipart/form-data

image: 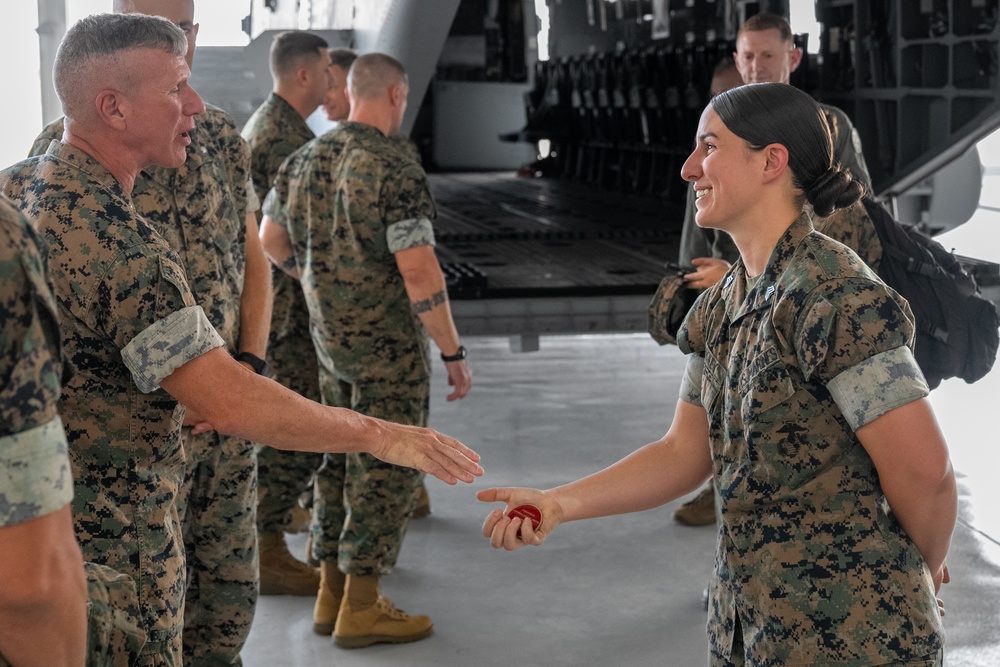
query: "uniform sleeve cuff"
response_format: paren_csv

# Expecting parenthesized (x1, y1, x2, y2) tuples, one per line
(828, 346, 930, 430)
(679, 354, 705, 407)
(387, 217, 436, 253)
(0, 416, 73, 527)
(121, 306, 225, 393)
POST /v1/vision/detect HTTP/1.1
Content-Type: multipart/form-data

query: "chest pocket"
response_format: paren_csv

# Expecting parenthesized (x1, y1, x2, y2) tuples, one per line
(739, 347, 796, 425)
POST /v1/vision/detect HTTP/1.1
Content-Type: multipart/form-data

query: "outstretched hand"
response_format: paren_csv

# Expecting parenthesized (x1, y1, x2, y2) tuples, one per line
(371, 421, 483, 485)
(477, 487, 562, 551)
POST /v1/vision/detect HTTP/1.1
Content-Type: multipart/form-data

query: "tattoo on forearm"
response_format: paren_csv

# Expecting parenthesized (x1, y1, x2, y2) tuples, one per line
(412, 290, 447, 314)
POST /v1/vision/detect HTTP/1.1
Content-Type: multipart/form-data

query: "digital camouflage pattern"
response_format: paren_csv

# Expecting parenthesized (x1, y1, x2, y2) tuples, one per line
(241, 92, 323, 534)
(82, 562, 147, 667)
(3, 140, 225, 666)
(266, 121, 435, 385)
(143, 105, 258, 667)
(677, 214, 943, 666)
(813, 199, 882, 272)
(0, 197, 63, 441)
(32, 107, 260, 666)
(176, 432, 257, 666)
(0, 197, 73, 528)
(0, 196, 147, 667)
(311, 379, 427, 573)
(267, 121, 435, 573)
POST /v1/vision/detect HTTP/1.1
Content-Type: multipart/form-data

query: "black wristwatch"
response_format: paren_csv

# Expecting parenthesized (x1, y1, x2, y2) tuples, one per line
(440, 345, 468, 362)
(235, 351, 270, 377)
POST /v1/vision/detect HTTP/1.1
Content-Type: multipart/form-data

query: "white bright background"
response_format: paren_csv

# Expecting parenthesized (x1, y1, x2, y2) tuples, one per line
(0, 0, 250, 168)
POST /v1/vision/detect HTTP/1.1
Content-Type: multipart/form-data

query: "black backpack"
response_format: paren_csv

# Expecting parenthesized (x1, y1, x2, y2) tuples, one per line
(861, 196, 1000, 389)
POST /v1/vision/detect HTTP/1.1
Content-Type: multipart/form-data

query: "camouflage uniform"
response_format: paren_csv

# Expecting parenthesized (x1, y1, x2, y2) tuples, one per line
(1, 141, 226, 667)
(266, 121, 434, 575)
(678, 102, 874, 267)
(0, 196, 70, 529)
(676, 213, 944, 666)
(31, 108, 259, 667)
(1, 195, 149, 667)
(241, 92, 324, 536)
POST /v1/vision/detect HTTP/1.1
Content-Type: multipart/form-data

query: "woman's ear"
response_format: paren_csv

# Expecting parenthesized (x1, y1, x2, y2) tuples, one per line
(760, 143, 789, 184)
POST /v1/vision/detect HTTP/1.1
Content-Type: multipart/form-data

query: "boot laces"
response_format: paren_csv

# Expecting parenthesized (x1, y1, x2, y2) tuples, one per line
(375, 595, 410, 620)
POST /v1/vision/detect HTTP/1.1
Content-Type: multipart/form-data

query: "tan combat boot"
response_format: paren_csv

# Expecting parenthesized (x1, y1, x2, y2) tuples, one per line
(333, 575, 433, 648)
(672, 484, 717, 526)
(258, 532, 321, 596)
(313, 560, 346, 635)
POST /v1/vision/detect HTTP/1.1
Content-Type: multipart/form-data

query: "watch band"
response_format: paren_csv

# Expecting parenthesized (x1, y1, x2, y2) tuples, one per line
(235, 351, 270, 376)
(440, 345, 468, 362)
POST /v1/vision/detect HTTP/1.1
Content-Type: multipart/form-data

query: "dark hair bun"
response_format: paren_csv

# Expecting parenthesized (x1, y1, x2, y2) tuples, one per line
(807, 165, 864, 217)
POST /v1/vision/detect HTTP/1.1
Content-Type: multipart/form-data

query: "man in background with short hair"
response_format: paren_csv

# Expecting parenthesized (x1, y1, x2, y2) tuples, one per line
(262, 52, 472, 649)
(242, 29, 333, 599)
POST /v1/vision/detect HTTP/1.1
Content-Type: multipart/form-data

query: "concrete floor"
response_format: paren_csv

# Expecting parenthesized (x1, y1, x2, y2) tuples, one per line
(242, 334, 1000, 667)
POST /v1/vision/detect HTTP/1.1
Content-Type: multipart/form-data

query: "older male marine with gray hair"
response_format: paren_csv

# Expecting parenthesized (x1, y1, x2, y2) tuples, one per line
(2, 14, 482, 667)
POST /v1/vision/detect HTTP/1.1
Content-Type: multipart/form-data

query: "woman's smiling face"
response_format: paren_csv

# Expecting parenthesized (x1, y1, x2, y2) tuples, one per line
(681, 106, 760, 233)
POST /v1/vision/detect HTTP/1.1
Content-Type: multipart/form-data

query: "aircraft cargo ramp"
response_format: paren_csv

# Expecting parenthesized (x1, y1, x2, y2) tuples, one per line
(430, 172, 685, 342)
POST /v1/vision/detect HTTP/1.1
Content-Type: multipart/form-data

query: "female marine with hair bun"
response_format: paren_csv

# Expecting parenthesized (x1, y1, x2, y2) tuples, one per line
(478, 82, 954, 666)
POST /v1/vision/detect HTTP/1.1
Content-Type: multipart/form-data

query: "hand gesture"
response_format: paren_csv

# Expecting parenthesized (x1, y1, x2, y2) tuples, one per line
(370, 421, 483, 485)
(477, 487, 562, 551)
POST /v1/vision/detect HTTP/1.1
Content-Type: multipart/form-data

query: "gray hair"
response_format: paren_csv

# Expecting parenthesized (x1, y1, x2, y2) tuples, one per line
(348, 53, 407, 101)
(54, 13, 187, 118)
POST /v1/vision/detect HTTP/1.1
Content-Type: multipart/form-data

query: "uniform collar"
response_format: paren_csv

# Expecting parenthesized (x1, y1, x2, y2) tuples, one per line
(45, 140, 131, 204)
(719, 212, 814, 322)
(338, 121, 388, 141)
(268, 92, 315, 137)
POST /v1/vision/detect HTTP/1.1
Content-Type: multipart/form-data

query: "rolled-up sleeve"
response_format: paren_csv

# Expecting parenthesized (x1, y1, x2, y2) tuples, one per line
(387, 217, 435, 253)
(0, 416, 73, 527)
(121, 305, 225, 393)
(679, 354, 705, 407)
(828, 346, 929, 430)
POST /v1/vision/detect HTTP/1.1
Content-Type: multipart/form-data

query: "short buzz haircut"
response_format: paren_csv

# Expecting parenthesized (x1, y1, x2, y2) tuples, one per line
(347, 53, 407, 101)
(738, 12, 794, 44)
(269, 31, 329, 79)
(54, 13, 187, 118)
(328, 47, 357, 71)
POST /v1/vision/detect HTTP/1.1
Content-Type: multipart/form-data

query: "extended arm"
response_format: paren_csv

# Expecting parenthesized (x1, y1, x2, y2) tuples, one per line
(0, 505, 87, 667)
(395, 245, 471, 401)
(856, 397, 956, 587)
(161, 347, 481, 484)
(479, 398, 713, 549)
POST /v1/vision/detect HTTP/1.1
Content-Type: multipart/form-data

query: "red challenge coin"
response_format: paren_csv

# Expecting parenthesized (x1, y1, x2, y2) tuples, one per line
(507, 504, 542, 534)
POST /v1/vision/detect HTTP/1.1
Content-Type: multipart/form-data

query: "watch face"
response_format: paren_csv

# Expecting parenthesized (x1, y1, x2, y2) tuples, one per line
(442, 346, 467, 361)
